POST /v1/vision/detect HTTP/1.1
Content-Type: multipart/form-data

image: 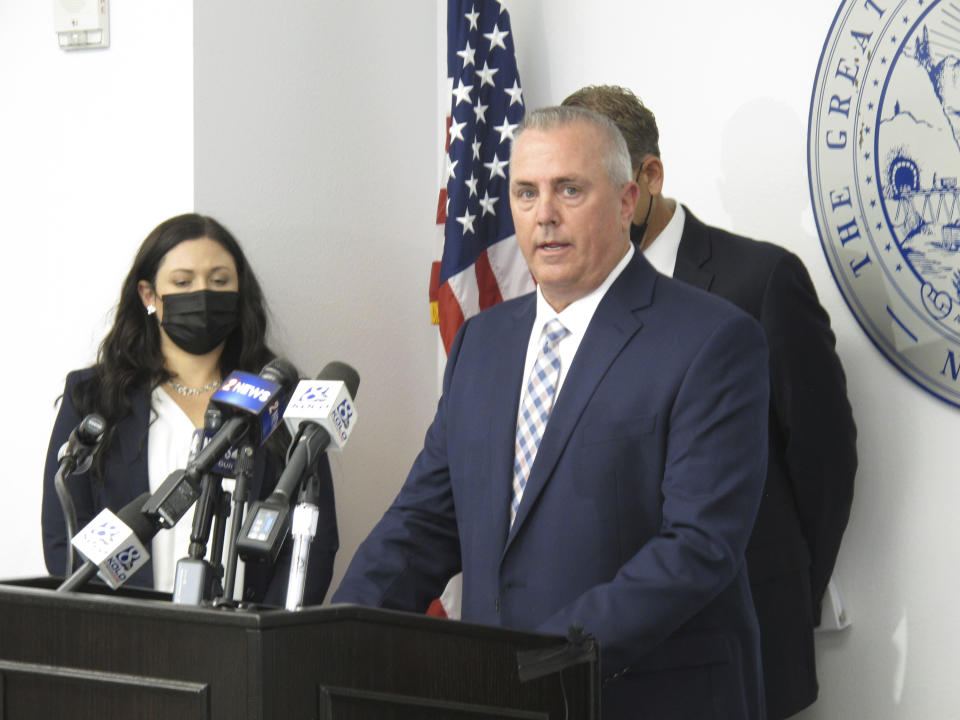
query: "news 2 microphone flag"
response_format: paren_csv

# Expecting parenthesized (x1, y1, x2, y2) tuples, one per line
(430, 0, 534, 354)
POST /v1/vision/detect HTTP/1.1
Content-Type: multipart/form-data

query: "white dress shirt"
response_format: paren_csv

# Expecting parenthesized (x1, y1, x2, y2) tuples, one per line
(518, 243, 636, 422)
(642, 202, 686, 278)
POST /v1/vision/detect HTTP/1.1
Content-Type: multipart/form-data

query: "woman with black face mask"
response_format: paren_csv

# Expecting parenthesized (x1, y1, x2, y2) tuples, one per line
(40, 213, 338, 606)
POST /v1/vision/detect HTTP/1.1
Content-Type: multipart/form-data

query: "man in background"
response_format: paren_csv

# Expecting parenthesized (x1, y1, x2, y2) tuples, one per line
(334, 106, 771, 718)
(563, 84, 857, 719)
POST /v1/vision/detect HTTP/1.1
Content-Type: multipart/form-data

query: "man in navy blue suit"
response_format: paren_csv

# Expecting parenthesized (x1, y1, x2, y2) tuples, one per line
(334, 106, 771, 719)
(562, 85, 857, 719)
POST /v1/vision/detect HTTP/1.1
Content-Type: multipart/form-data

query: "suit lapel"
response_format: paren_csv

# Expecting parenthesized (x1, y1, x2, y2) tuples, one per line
(504, 252, 655, 549)
(673, 206, 715, 291)
(116, 390, 153, 499)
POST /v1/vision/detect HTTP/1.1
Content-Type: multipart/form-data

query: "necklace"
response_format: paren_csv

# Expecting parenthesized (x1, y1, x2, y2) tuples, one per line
(167, 378, 221, 397)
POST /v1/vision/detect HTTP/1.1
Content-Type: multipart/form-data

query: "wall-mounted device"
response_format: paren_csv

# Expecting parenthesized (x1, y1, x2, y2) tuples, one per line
(54, 0, 110, 51)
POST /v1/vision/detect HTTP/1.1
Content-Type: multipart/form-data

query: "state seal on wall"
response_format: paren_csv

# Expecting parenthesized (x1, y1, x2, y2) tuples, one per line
(809, 0, 960, 406)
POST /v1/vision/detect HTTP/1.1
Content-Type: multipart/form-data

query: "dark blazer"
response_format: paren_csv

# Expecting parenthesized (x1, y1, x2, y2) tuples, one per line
(673, 207, 857, 718)
(41, 368, 339, 606)
(334, 250, 771, 719)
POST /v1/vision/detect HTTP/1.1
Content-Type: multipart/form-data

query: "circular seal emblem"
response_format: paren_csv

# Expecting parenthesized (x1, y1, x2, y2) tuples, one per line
(809, 0, 960, 406)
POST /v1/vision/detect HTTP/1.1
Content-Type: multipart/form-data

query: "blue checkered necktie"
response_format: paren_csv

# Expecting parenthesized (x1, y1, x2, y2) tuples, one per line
(511, 318, 570, 526)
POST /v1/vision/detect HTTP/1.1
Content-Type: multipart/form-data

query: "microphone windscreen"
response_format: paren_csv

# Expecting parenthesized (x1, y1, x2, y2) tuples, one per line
(260, 358, 299, 390)
(77, 413, 107, 444)
(317, 361, 360, 399)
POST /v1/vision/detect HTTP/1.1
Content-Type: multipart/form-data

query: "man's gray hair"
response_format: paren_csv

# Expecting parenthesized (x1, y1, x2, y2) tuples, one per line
(511, 105, 634, 187)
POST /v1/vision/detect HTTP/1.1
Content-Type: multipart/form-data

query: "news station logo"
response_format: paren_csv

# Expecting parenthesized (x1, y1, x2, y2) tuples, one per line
(114, 544, 142, 570)
(261, 398, 284, 442)
(288, 382, 342, 414)
(217, 374, 275, 405)
(213, 371, 288, 442)
(297, 385, 333, 403)
(193, 428, 238, 478)
(809, 0, 960, 407)
(336, 398, 353, 429)
(332, 398, 354, 442)
(285, 380, 357, 447)
(105, 544, 142, 581)
(89, 519, 123, 548)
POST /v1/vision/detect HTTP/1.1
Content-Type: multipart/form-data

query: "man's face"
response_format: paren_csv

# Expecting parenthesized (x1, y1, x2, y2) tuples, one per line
(510, 121, 637, 312)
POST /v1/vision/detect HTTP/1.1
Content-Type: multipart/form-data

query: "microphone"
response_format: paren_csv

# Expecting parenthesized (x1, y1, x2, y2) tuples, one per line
(57, 413, 107, 476)
(237, 362, 359, 566)
(189, 357, 300, 478)
(55, 413, 108, 575)
(189, 404, 238, 479)
(272, 361, 359, 503)
(142, 358, 299, 529)
(57, 492, 157, 593)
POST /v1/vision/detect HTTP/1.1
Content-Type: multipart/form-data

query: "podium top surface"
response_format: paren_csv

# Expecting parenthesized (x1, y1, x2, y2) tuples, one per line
(0, 577, 571, 647)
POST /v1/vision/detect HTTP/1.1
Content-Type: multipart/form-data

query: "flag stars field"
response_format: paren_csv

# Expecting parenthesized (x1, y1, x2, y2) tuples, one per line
(433, 0, 533, 352)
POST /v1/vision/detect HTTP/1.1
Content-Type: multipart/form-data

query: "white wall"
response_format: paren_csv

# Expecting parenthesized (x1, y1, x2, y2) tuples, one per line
(191, 0, 440, 605)
(3, 1, 959, 717)
(0, 3, 194, 576)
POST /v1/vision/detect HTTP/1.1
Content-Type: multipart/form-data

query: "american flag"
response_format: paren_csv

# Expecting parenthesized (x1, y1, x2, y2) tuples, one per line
(432, 0, 534, 354)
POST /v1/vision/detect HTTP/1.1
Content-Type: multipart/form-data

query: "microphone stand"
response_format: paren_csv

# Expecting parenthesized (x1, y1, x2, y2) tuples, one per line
(172, 406, 226, 606)
(220, 442, 254, 604)
(284, 471, 322, 610)
(171, 471, 223, 605)
(206, 484, 230, 599)
(53, 464, 79, 576)
(54, 414, 107, 577)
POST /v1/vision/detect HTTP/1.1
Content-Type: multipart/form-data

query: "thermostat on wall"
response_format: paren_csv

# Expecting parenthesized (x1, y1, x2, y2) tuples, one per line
(54, 0, 110, 50)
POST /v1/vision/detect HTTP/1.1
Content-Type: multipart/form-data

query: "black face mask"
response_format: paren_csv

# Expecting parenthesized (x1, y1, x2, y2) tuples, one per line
(159, 290, 240, 355)
(630, 194, 654, 247)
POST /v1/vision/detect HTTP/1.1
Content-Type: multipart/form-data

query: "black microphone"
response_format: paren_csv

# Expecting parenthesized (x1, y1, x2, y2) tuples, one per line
(57, 413, 107, 476)
(237, 362, 359, 566)
(57, 492, 158, 593)
(142, 358, 299, 529)
(55, 413, 108, 575)
(189, 357, 299, 477)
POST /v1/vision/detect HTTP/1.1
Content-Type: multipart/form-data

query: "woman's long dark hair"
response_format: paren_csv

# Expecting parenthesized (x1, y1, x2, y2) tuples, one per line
(71, 213, 277, 477)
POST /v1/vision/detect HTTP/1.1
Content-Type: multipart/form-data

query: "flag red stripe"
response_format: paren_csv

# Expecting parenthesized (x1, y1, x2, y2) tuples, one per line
(437, 283, 465, 354)
(475, 249, 504, 311)
(436, 188, 447, 224)
(425, 598, 448, 617)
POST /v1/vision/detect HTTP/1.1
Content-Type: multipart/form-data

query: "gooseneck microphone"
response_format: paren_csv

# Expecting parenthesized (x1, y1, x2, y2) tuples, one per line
(54, 413, 108, 575)
(57, 413, 107, 476)
(57, 491, 157, 593)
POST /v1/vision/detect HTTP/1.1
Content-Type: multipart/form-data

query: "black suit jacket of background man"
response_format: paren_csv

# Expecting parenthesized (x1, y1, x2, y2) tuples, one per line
(673, 207, 857, 719)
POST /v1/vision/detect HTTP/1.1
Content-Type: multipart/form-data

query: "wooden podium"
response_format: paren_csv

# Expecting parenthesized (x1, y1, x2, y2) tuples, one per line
(0, 578, 598, 719)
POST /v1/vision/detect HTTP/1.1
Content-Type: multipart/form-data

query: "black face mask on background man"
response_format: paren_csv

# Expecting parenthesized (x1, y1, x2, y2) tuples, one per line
(630, 194, 654, 249)
(159, 289, 240, 355)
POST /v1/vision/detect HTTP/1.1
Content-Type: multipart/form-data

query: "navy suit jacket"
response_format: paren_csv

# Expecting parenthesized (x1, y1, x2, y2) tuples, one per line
(42, 368, 338, 606)
(335, 250, 771, 719)
(673, 208, 857, 718)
